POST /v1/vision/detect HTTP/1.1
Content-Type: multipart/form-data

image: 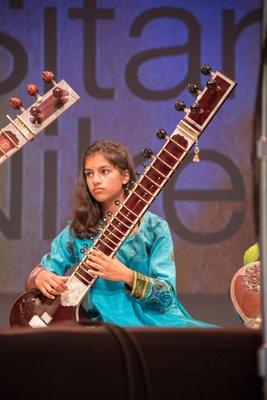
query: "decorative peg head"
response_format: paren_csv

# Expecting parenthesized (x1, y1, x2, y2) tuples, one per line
(27, 84, 43, 103)
(125, 180, 135, 192)
(52, 87, 64, 99)
(156, 128, 168, 140)
(52, 86, 69, 106)
(200, 64, 213, 76)
(30, 106, 41, 117)
(187, 83, 201, 95)
(10, 97, 25, 113)
(206, 79, 217, 90)
(30, 105, 41, 124)
(175, 100, 186, 112)
(42, 70, 57, 86)
(143, 148, 153, 159)
(190, 103, 201, 113)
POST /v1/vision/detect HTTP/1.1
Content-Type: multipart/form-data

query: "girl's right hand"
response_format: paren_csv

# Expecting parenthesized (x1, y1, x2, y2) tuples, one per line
(35, 269, 69, 299)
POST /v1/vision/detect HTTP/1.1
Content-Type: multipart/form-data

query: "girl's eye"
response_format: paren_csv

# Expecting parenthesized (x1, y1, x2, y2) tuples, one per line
(85, 172, 93, 177)
(102, 169, 110, 175)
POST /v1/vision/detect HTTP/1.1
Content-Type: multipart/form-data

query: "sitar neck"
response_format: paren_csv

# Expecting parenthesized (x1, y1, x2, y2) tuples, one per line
(69, 67, 237, 296)
(72, 120, 199, 288)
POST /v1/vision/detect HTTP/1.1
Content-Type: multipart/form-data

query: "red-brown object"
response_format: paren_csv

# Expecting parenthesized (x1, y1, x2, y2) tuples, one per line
(230, 261, 262, 329)
(52, 86, 64, 98)
(42, 70, 56, 86)
(26, 84, 39, 96)
(10, 97, 25, 113)
(0, 71, 79, 166)
(0, 131, 19, 157)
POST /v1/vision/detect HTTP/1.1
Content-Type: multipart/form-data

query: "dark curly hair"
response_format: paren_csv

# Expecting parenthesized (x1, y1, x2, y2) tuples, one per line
(70, 140, 136, 238)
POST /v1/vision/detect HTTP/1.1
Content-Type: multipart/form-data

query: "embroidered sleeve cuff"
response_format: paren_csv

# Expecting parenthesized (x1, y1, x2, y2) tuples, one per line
(125, 271, 153, 300)
(125, 272, 174, 309)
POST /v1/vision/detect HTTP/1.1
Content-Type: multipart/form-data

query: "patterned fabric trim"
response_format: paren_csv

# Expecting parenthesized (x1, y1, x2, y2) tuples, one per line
(132, 271, 152, 299)
(126, 271, 173, 310)
(149, 278, 173, 309)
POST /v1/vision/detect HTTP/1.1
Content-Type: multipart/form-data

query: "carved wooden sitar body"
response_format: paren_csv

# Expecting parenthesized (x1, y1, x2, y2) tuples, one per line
(0, 71, 79, 165)
(230, 262, 262, 329)
(9, 65, 236, 328)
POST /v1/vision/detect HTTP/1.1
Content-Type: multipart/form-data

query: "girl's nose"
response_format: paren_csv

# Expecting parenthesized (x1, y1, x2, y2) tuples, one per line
(92, 173, 101, 184)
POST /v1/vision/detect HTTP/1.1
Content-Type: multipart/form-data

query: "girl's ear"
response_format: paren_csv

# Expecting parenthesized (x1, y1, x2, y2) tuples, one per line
(122, 170, 130, 185)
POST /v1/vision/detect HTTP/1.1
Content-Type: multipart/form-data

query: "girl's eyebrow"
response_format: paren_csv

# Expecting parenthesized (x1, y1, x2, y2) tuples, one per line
(84, 164, 112, 172)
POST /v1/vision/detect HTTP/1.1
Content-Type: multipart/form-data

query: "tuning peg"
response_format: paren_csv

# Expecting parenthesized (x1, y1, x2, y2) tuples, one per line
(125, 180, 135, 193)
(30, 105, 41, 124)
(200, 64, 216, 80)
(187, 83, 201, 95)
(175, 100, 186, 112)
(156, 128, 168, 140)
(52, 87, 63, 98)
(115, 200, 120, 206)
(107, 211, 113, 217)
(10, 97, 25, 113)
(190, 103, 201, 113)
(143, 148, 153, 159)
(200, 64, 212, 75)
(52, 86, 69, 106)
(175, 99, 201, 114)
(42, 70, 57, 87)
(206, 79, 217, 90)
(26, 84, 43, 103)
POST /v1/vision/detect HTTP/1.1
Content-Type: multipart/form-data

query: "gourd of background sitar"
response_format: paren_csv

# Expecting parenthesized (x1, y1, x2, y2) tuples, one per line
(230, 261, 261, 329)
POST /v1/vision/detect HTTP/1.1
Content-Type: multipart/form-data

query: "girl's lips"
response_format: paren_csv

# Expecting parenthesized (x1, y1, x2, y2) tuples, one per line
(93, 188, 104, 193)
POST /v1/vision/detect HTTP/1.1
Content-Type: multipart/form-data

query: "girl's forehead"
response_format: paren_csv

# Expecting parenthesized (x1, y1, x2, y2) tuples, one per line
(85, 152, 112, 168)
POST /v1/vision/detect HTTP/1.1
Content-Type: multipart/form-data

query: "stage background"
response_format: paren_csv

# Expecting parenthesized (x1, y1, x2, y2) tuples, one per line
(0, 0, 262, 305)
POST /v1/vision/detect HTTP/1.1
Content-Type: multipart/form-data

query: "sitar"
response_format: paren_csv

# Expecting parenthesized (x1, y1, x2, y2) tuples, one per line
(230, 261, 261, 329)
(9, 64, 237, 328)
(0, 71, 79, 165)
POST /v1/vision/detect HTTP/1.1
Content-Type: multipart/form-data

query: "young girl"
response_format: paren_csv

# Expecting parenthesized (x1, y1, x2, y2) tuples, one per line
(25, 140, 214, 327)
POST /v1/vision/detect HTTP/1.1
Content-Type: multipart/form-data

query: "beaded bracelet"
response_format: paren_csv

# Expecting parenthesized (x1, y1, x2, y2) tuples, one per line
(29, 264, 44, 285)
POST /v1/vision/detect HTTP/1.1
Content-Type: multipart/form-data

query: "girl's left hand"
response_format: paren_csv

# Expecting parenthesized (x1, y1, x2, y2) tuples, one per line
(85, 249, 133, 286)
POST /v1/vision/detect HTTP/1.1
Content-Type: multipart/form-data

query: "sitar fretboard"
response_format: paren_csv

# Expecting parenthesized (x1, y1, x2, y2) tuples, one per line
(73, 126, 195, 287)
(70, 69, 236, 293)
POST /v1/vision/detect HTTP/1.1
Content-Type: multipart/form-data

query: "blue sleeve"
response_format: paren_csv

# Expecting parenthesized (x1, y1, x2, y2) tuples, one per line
(40, 225, 78, 276)
(126, 218, 177, 311)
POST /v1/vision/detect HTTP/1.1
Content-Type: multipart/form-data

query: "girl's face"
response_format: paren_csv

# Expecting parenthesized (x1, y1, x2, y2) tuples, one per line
(84, 152, 130, 214)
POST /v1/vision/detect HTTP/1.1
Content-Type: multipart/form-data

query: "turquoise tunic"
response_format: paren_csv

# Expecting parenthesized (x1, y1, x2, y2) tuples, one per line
(40, 211, 215, 328)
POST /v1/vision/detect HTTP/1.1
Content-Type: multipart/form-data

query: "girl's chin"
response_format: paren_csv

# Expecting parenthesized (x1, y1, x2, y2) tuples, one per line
(92, 194, 107, 202)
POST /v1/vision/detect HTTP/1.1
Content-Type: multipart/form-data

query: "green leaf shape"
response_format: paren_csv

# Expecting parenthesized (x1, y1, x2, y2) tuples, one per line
(243, 242, 260, 265)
